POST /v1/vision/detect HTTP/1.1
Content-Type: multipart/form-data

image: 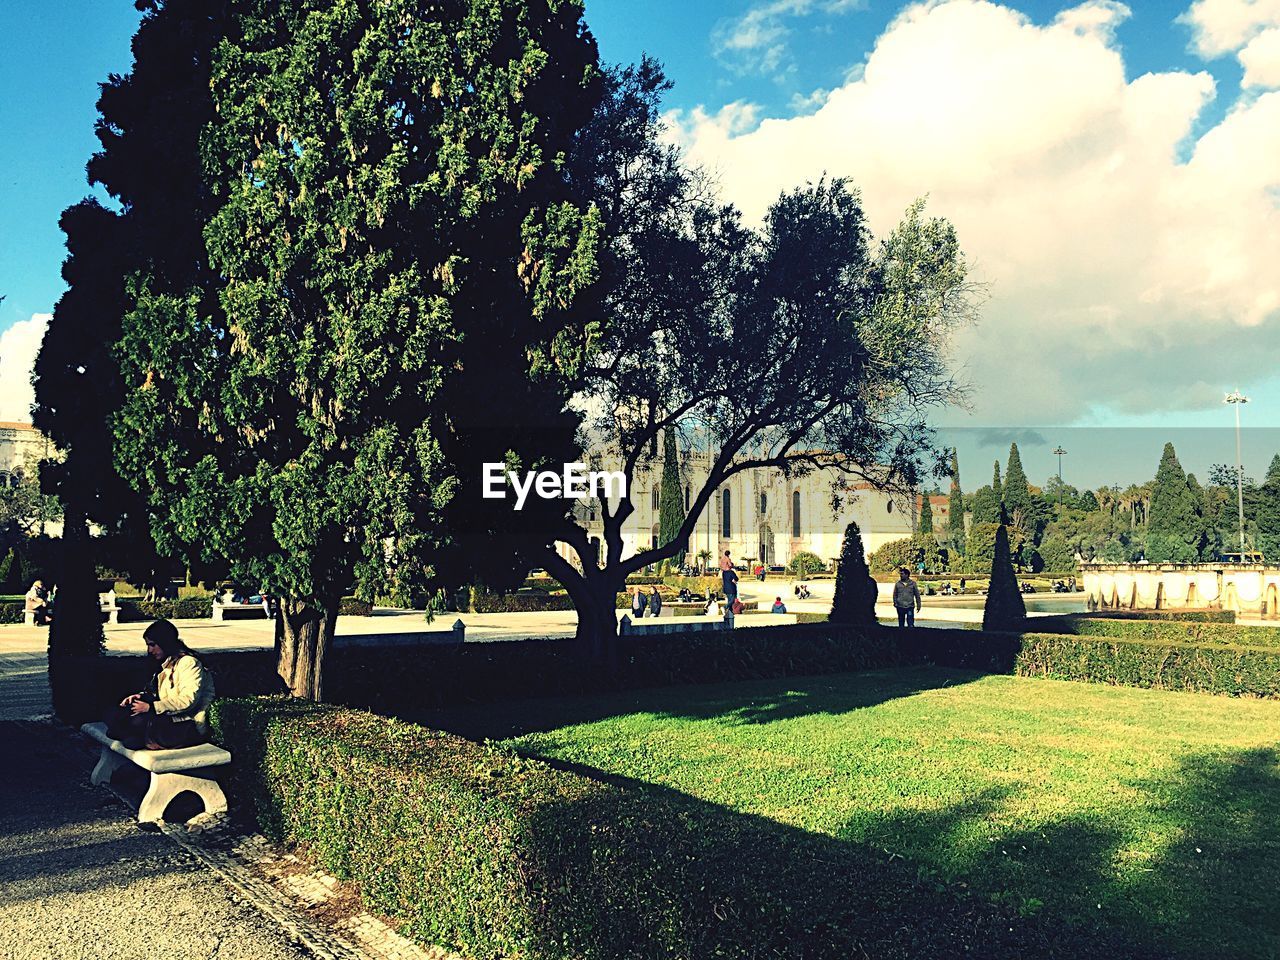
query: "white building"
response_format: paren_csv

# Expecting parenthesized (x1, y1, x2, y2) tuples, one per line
(564, 449, 917, 570)
(0, 421, 49, 489)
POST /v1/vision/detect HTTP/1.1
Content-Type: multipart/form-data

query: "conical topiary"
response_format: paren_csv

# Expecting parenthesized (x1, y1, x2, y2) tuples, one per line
(830, 521, 878, 627)
(983, 525, 1026, 631)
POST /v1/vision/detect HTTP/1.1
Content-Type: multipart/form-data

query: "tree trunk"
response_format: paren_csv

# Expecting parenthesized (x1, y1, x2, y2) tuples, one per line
(573, 577, 622, 675)
(48, 505, 103, 658)
(277, 595, 340, 700)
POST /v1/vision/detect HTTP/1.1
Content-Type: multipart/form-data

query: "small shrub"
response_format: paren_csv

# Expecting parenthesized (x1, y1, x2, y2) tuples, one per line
(786, 551, 826, 577)
(338, 596, 374, 616)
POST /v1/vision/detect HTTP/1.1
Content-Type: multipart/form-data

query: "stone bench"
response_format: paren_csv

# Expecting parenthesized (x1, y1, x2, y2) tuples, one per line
(212, 600, 269, 621)
(81, 721, 231, 823)
(22, 596, 119, 626)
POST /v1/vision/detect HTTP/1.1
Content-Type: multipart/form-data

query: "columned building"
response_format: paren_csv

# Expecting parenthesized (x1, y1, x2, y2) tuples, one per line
(0, 421, 49, 488)
(563, 450, 917, 570)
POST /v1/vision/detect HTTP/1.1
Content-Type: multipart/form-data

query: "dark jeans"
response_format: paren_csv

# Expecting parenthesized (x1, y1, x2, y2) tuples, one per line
(896, 606, 916, 628)
(722, 575, 738, 604)
(104, 704, 207, 749)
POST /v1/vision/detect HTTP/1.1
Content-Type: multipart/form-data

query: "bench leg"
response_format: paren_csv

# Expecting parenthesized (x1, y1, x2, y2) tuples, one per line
(138, 770, 228, 823)
(90, 748, 126, 786)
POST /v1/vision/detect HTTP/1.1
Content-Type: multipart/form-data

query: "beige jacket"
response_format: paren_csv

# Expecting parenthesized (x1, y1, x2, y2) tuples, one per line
(152, 654, 215, 733)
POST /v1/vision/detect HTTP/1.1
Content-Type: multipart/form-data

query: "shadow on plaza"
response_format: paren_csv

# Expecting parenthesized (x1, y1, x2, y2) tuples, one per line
(497, 745, 1276, 960)
(406, 663, 983, 740)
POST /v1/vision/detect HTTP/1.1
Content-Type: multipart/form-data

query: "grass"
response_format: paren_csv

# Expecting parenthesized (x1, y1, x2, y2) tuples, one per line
(416, 667, 1280, 959)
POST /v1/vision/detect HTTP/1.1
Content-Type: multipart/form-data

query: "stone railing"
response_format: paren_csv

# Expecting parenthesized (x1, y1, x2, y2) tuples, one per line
(1080, 562, 1280, 617)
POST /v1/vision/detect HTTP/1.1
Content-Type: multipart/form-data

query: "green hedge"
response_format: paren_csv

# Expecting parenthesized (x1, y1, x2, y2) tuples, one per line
(210, 698, 1149, 960)
(470, 589, 575, 614)
(0, 601, 22, 624)
(1087, 608, 1237, 623)
(338, 596, 374, 617)
(1031, 614, 1280, 648)
(118, 597, 214, 621)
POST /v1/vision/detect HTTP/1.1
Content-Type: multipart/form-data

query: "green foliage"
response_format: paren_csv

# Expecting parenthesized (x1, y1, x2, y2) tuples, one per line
(1147, 443, 1204, 561)
(969, 463, 1004, 526)
(982, 526, 1025, 631)
(962, 522, 1023, 575)
(211, 692, 1149, 960)
(830, 522, 878, 626)
(107, 0, 603, 696)
(946, 449, 965, 548)
(1035, 534, 1078, 574)
(1032, 615, 1280, 648)
(338, 597, 374, 617)
(0, 601, 23, 624)
(0, 548, 23, 594)
(1003, 444, 1032, 529)
(918, 493, 933, 534)
(869, 537, 915, 574)
(118, 597, 215, 622)
(470, 586, 576, 614)
(658, 430, 685, 566)
(786, 550, 826, 577)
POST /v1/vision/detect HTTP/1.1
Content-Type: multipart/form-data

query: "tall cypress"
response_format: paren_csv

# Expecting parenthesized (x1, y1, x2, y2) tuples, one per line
(970, 461, 1004, 525)
(658, 429, 685, 565)
(918, 492, 934, 534)
(1004, 442, 1032, 527)
(947, 448, 965, 547)
(1147, 442, 1202, 562)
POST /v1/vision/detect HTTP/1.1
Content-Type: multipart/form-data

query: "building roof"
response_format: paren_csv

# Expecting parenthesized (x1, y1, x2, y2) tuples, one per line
(0, 421, 38, 432)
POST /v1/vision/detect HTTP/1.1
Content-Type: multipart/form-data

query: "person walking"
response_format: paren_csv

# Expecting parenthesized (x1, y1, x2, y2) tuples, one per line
(648, 586, 663, 618)
(893, 567, 922, 628)
(719, 550, 739, 606)
(631, 585, 648, 619)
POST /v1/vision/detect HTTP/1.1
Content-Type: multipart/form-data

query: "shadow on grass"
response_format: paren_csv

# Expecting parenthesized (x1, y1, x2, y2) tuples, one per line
(831, 745, 1280, 959)
(405, 664, 983, 740)
(506, 760, 1167, 960)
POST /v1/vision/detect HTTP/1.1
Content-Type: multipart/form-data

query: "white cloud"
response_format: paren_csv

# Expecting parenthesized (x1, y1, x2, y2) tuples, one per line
(0, 314, 48, 423)
(672, 0, 1280, 423)
(713, 0, 868, 77)
(1181, 0, 1280, 58)
(1239, 26, 1280, 86)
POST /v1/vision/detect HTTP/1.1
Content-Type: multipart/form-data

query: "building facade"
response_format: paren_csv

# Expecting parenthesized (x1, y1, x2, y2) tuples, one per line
(564, 450, 918, 570)
(0, 421, 49, 488)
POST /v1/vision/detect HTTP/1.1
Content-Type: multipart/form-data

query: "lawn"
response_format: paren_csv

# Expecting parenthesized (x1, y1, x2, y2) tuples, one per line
(417, 667, 1280, 959)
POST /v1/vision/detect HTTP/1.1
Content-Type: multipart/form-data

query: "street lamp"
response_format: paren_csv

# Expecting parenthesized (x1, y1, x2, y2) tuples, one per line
(1225, 390, 1249, 555)
(1052, 446, 1067, 507)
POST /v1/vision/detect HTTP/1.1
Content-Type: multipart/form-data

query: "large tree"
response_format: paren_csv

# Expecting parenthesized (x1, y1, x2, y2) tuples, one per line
(528, 66, 974, 658)
(1003, 442, 1033, 530)
(114, 0, 602, 698)
(918, 491, 934, 535)
(969, 461, 1004, 525)
(1146, 442, 1202, 562)
(946, 448, 965, 550)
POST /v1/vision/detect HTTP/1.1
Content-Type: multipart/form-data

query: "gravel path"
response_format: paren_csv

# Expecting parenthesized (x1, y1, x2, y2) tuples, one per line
(0, 720, 312, 960)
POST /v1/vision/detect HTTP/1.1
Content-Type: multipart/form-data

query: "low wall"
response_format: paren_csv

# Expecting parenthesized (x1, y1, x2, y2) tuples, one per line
(1081, 563, 1280, 618)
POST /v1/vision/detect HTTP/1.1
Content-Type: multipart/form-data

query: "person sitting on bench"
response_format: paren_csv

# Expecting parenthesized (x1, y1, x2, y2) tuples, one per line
(104, 618, 214, 750)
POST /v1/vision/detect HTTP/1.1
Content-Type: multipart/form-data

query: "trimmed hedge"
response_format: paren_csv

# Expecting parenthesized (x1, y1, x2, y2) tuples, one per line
(118, 597, 214, 621)
(469, 588, 575, 614)
(338, 596, 374, 617)
(1087, 608, 1237, 624)
(210, 698, 1157, 960)
(0, 601, 22, 624)
(1031, 614, 1280, 648)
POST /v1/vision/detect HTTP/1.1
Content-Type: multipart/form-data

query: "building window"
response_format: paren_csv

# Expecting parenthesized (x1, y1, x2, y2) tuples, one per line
(721, 490, 732, 538)
(792, 491, 801, 538)
(759, 493, 767, 516)
(651, 524, 660, 549)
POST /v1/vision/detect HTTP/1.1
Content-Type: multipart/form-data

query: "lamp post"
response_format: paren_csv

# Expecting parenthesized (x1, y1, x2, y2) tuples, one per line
(1052, 446, 1067, 507)
(1225, 390, 1249, 555)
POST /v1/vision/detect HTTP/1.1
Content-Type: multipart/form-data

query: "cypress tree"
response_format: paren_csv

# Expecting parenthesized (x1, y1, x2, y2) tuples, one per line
(830, 521, 878, 627)
(970, 462, 1004, 525)
(982, 525, 1025, 631)
(658, 429, 685, 566)
(947, 448, 965, 547)
(1147, 443, 1201, 562)
(1004, 443, 1032, 527)
(918, 492, 934, 535)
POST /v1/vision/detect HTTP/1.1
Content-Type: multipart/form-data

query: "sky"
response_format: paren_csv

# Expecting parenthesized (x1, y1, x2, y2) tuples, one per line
(1, 0, 1278, 490)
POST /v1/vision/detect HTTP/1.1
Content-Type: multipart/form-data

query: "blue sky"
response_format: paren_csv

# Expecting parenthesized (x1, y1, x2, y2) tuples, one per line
(1, 0, 1278, 488)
